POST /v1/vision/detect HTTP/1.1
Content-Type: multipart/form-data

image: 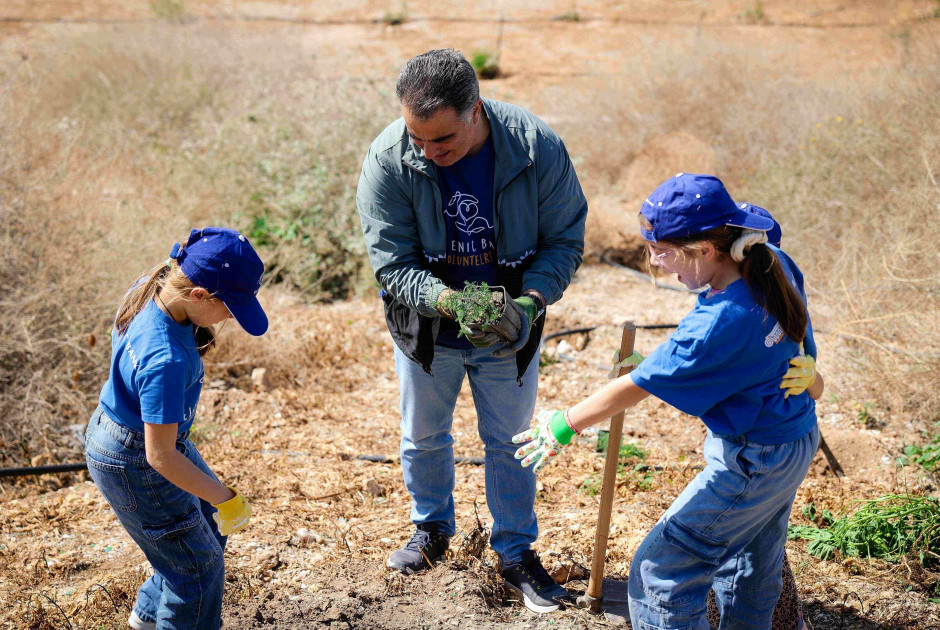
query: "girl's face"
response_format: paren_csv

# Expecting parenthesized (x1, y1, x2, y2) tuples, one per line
(647, 241, 712, 290)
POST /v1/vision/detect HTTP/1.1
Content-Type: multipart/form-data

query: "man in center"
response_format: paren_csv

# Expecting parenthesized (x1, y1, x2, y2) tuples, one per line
(357, 48, 587, 613)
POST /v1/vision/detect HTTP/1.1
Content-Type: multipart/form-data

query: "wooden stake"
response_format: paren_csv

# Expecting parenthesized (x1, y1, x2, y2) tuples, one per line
(578, 322, 637, 611)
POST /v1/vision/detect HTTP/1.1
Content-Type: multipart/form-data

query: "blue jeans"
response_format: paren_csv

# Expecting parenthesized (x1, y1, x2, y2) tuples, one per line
(84, 407, 226, 630)
(628, 426, 820, 630)
(394, 343, 539, 563)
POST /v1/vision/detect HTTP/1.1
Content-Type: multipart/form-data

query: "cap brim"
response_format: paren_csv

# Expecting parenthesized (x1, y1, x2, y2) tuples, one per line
(726, 209, 776, 232)
(223, 296, 268, 336)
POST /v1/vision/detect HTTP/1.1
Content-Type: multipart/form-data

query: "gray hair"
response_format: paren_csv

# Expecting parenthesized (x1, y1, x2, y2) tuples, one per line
(396, 49, 479, 121)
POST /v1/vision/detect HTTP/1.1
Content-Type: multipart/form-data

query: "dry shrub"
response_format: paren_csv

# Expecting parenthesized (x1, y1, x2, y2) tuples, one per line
(207, 293, 389, 390)
(0, 24, 394, 468)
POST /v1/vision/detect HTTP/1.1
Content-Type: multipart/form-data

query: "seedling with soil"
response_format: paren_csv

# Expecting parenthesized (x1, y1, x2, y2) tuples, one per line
(440, 282, 505, 339)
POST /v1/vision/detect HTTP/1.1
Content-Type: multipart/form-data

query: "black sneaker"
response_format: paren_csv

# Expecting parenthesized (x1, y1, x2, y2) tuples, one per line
(387, 524, 450, 574)
(501, 550, 571, 613)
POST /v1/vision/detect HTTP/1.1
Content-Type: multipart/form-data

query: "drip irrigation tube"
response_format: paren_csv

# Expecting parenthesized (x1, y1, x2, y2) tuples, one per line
(0, 462, 87, 478)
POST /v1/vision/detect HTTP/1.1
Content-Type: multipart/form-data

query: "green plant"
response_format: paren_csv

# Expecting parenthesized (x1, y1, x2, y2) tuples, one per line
(579, 474, 601, 497)
(470, 51, 500, 80)
(854, 402, 878, 428)
(740, 2, 766, 24)
(898, 425, 940, 473)
(150, 0, 186, 21)
(788, 494, 940, 566)
(439, 282, 503, 338)
(555, 11, 580, 21)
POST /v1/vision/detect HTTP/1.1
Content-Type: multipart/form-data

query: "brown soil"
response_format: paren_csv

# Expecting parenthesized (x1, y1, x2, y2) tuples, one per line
(2, 2, 940, 629)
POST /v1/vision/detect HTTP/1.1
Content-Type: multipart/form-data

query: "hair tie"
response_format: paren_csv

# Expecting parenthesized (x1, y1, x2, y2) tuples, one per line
(166, 242, 182, 269)
(731, 229, 767, 262)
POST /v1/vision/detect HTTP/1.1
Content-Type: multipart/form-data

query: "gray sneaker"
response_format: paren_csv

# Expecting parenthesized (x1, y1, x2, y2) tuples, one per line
(387, 524, 450, 574)
(501, 550, 570, 613)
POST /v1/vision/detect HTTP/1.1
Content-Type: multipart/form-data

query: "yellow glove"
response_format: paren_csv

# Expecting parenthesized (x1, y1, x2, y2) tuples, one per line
(781, 347, 816, 398)
(212, 486, 251, 536)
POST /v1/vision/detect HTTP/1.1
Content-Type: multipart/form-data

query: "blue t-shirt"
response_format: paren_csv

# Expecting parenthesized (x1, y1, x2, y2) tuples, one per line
(631, 246, 816, 444)
(99, 299, 204, 434)
(436, 135, 499, 348)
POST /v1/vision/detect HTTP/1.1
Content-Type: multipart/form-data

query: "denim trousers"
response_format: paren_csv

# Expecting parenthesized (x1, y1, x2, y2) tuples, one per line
(394, 343, 539, 563)
(628, 425, 820, 630)
(84, 406, 227, 630)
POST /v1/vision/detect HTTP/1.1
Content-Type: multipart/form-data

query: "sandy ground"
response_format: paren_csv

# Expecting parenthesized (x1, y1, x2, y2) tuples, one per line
(2, 1, 940, 628)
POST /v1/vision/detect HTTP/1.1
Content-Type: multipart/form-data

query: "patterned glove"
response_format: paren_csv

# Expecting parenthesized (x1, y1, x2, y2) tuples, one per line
(608, 349, 644, 379)
(212, 486, 251, 536)
(512, 410, 574, 472)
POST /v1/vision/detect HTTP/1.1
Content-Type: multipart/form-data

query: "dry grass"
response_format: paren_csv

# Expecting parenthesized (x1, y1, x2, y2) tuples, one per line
(1, 21, 938, 476)
(0, 25, 393, 469)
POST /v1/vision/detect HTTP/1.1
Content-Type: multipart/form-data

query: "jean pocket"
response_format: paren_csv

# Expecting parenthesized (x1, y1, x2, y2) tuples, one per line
(85, 456, 137, 512)
(142, 506, 221, 576)
(661, 517, 729, 567)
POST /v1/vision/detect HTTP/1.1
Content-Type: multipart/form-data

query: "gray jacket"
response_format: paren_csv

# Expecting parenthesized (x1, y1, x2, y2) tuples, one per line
(356, 98, 587, 376)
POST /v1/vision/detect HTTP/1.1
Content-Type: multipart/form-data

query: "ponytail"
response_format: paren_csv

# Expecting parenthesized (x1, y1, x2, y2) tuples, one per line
(737, 240, 807, 343)
(638, 214, 808, 343)
(114, 248, 218, 356)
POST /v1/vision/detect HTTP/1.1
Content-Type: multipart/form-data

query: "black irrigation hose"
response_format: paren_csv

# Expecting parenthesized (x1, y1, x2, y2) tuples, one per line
(543, 322, 679, 343)
(354, 454, 485, 466)
(0, 462, 87, 478)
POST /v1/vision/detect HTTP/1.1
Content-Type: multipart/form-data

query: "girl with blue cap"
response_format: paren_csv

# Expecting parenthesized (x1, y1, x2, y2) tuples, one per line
(84, 227, 267, 630)
(513, 174, 821, 629)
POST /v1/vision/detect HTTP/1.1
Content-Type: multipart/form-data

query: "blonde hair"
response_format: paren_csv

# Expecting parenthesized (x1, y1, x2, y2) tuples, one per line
(115, 246, 218, 356)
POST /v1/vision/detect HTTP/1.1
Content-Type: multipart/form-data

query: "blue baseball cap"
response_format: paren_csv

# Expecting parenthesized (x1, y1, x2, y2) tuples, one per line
(739, 203, 782, 248)
(170, 227, 268, 336)
(640, 173, 775, 242)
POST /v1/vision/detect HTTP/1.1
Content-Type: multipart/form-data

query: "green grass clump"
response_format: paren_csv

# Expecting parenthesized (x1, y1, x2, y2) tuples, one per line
(439, 282, 502, 338)
(788, 494, 940, 567)
(470, 51, 500, 80)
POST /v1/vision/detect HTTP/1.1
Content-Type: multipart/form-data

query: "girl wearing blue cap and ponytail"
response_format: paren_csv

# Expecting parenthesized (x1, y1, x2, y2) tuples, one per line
(513, 174, 821, 630)
(84, 227, 267, 630)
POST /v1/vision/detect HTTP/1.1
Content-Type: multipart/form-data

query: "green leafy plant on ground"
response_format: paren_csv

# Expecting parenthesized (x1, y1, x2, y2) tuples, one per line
(898, 424, 940, 473)
(788, 494, 940, 567)
(580, 436, 651, 494)
(439, 282, 502, 338)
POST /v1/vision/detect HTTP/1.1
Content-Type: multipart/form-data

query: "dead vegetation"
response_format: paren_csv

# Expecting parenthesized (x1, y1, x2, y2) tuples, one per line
(2, 1, 940, 628)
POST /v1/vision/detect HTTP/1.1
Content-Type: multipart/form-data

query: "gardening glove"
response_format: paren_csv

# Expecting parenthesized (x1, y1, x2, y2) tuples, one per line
(608, 349, 644, 379)
(512, 410, 574, 472)
(212, 486, 251, 536)
(461, 323, 505, 349)
(488, 297, 535, 358)
(781, 344, 816, 398)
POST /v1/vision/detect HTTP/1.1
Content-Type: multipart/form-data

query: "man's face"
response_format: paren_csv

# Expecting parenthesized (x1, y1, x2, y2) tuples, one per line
(402, 101, 481, 168)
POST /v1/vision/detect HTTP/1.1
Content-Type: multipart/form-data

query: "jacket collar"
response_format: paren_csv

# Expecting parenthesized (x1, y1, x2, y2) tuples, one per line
(400, 98, 531, 185)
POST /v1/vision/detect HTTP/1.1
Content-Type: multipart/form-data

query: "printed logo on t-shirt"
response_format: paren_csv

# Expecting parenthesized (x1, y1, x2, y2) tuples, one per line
(764, 322, 784, 347)
(446, 192, 492, 235)
(446, 191, 496, 268)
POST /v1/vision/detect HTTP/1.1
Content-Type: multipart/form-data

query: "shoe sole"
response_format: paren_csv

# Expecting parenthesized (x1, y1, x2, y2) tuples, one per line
(386, 553, 446, 575)
(503, 582, 562, 614)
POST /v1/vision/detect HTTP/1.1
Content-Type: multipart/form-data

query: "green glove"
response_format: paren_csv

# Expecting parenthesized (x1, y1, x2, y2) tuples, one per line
(512, 410, 574, 472)
(781, 352, 816, 398)
(608, 349, 644, 379)
(513, 296, 538, 323)
(212, 486, 251, 536)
